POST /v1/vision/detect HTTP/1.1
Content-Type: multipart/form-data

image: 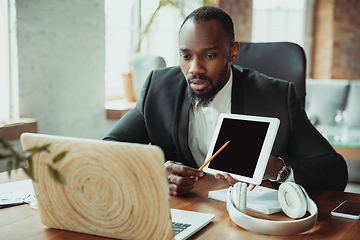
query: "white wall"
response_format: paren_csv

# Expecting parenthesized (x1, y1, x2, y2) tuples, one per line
(0, 0, 10, 120)
(16, 0, 117, 140)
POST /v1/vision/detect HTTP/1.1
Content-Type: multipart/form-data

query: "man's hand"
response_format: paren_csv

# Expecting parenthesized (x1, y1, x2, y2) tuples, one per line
(165, 161, 204, 196)
(213, 155, 284, 191)
(214, 173, 256, 191)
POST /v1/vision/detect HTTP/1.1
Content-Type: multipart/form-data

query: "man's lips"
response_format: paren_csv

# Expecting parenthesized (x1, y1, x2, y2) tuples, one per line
(189, 79, 210, 91)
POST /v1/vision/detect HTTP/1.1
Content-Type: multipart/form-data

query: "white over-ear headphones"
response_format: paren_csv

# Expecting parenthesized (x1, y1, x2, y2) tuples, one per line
(227, 182, 318, 235)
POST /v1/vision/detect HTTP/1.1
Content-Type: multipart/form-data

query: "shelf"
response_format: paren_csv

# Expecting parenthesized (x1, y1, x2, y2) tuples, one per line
(0, 118, 37, 141)
(105, 99, 136, 120)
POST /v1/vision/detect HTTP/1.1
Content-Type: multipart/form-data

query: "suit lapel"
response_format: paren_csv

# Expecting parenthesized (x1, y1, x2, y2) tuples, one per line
(231, 65, 245, 114)
(177, 84, 198, 168)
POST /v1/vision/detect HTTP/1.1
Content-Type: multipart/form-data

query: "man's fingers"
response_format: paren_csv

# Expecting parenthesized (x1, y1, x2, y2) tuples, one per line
(165, 161, 203, 177)
(214, 173, 257, 190)
(167, 174, 197, 186)
(168, 182, 196, 196)
(164, 161, 203, 196)
(223, 173, 239, 184)
(215, 173, 234, 182)
(167, 174, 197, 196)
(214, 173, 226, 181)
(214, 173, 238, 184)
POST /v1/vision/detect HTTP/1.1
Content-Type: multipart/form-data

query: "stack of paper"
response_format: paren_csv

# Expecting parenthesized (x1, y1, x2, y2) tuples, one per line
(208, 186, 282, 215)
(0, 179, 34, 208)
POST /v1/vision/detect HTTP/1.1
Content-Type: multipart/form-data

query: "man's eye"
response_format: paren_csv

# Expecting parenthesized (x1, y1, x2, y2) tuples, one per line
(206, 54, 215, 59)
(180, 54, 191, 60)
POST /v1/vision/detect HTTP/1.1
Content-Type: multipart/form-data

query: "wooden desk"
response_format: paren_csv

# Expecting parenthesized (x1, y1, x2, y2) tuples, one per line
(1, 170, 360, 240)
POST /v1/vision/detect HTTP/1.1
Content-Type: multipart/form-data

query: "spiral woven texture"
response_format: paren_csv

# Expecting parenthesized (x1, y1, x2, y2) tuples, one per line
(23, 135, 173, 240)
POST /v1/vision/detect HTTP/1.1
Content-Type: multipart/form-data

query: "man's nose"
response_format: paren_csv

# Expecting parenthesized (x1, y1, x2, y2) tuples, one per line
(189, 57, 205, 75)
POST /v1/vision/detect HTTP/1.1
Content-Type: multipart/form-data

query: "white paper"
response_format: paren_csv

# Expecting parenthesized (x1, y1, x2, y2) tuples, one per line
(208, 186, 282, 215)
(0, 179, 35, 207)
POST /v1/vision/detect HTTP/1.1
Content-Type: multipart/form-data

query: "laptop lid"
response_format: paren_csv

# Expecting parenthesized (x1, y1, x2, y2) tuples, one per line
(20, 133, 174, 239)
(20, 133, 214, 240)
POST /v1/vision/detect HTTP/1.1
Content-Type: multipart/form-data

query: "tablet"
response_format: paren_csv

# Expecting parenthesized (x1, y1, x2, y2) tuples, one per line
(203, 113, 280, 185)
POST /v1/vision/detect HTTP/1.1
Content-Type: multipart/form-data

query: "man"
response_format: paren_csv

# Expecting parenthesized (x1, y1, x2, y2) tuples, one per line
(104, 6, 348, 196)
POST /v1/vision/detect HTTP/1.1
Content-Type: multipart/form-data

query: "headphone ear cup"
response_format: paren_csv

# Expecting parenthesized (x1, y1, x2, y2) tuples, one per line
(278, 182, 307, 219)
(232, 182, 247, 213)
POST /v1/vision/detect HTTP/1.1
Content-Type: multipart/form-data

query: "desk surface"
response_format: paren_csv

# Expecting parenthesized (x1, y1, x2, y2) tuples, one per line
(1, 170, 360, 240)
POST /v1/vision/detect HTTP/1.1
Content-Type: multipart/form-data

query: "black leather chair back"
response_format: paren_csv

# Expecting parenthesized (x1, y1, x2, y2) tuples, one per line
(233, 42, 306, 107)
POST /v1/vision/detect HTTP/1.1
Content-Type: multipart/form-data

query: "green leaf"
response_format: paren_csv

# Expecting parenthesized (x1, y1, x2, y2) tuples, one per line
(0, 137, 13, 149)
(22, 143, 51, 162)
(23, 150, 33, 159)
(47, 165, 66, 185)
(14, 158, 20, 170)
(25, 144, 51, 155)
(0, 152, 17, 159)
(6, 160, 13, 177)
(23, 157, 35, 181)
(37, 143, 51, 152)
(53, 151, 67, 163)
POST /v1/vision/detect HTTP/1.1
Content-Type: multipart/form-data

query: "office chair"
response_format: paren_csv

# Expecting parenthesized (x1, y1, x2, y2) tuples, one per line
(345, 80, 360, 128)
(306, 79, 350, 125)
(132, 53, 166, 101)
(233, 42, 307, 107)
(345, 159, 360, 194)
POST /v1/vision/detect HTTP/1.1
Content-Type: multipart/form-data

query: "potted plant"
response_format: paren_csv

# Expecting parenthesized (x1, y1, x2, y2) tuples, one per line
(0, 124, 66, 184)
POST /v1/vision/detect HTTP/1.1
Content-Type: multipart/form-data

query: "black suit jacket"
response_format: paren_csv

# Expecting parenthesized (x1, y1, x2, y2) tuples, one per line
(104, 65, 348, 191)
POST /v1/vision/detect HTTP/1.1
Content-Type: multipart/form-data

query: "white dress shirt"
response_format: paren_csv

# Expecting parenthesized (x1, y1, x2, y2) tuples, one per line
(188, 70, 233, 167)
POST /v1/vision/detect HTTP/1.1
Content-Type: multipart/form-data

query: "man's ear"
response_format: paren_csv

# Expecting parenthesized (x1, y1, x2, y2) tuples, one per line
(229, 42, 240, 62)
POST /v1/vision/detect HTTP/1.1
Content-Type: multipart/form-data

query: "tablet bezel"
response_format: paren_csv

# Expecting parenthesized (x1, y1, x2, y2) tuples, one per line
(203, 113, 280, 185)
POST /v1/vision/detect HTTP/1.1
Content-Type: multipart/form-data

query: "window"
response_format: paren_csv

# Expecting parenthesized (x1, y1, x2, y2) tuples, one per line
(252, 0, 314, 77)
(104, 0, 134, 100)
(252, 0, 306, 46)
(0, 0, 18, 121)
(104, 0, 202, 103)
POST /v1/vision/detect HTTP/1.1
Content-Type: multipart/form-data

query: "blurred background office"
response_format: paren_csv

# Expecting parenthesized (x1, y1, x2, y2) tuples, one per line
(1, 0, 359, 173)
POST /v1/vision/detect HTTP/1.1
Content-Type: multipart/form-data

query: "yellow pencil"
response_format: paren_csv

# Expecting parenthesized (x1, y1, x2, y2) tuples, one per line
(198, 140, 230, 171)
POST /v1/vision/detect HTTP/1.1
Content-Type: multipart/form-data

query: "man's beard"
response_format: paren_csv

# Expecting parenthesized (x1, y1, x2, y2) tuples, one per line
(188, 65, 229, 107)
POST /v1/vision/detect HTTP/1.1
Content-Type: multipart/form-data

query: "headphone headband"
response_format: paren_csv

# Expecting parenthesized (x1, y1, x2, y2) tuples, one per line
(227, 182, 318, 235)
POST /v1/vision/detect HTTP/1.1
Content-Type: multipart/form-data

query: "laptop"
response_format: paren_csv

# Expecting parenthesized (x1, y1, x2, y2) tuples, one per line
(20, 133, 214, 240)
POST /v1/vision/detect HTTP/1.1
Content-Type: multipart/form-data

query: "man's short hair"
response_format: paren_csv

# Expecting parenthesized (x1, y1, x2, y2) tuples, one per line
(179, 6, 235, 45)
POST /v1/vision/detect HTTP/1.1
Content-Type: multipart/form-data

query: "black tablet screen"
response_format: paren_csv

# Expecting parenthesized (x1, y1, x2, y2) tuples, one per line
(208, 118, 269, 178)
